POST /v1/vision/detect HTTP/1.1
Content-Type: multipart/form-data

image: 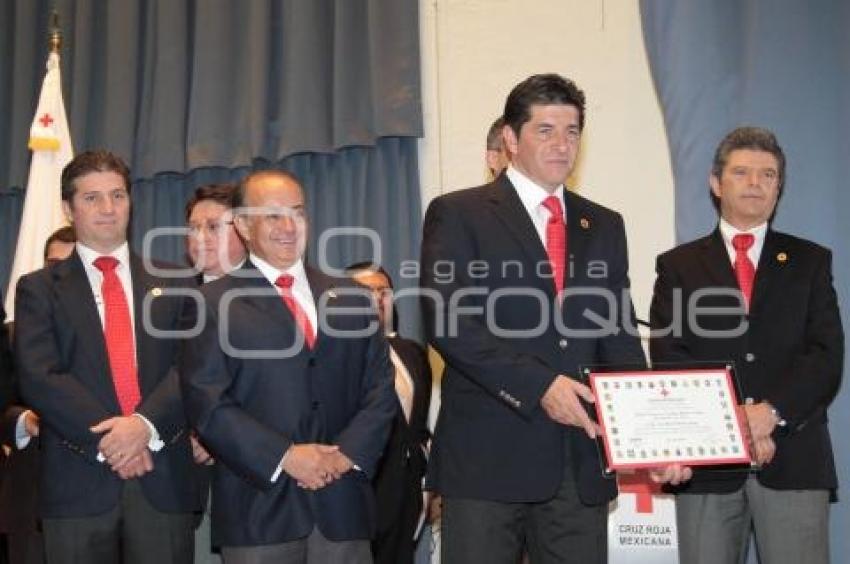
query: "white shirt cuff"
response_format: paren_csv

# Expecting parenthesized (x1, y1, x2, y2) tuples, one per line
(271, 464, 283, 483)
(14, 410, 33, 450)
(272, 447, 291, 483)
(133, 413, 165, 452)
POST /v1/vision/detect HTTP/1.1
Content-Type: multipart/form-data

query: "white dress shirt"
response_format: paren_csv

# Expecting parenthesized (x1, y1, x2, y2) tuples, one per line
(202, 258, 246, 284)
(718, 218, 768, 268)
(249, 254, 318, 482)
(250, 254, 318, 337)
(506, 165, 567, 246)
(388, 340, 415, 423)
(77, 242, 162, 456)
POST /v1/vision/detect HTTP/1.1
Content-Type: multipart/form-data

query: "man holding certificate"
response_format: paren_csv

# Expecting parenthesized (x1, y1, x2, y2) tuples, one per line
(421, 73, 690, 564)
(649, 127, 844, 564)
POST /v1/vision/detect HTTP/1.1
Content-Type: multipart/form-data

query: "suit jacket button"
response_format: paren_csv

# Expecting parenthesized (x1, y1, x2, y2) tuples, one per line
(558, 338, 568, 349)
(745, 353, 756, 362)
(308, 358, 316, 367)
(311, 401, 320, 410)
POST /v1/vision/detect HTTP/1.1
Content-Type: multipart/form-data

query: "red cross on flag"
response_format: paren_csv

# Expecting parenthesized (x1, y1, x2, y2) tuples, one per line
(4, 50, 74, 319)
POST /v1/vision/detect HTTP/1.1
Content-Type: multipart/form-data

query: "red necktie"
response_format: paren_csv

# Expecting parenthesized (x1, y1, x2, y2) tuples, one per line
(542, 196, 567, 296)
(732, 233, 756, 311)
(93, 256, 141, 415)
(275, 274, 316, 349)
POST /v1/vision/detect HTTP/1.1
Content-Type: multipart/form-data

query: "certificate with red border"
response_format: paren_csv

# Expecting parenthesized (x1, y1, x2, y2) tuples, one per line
(588, 368, 751, 471)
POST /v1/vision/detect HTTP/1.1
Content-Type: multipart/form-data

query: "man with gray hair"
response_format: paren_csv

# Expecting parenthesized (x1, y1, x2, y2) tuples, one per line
(650, 126, 843, 564)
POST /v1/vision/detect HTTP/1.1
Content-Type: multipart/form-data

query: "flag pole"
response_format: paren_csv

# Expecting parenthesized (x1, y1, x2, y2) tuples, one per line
(49, 8, 62, 54)
(3, 6, 74, 320)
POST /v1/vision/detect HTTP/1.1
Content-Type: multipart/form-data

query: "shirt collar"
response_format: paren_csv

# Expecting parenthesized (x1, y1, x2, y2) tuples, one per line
(76, 241, 131, 269)
(718, 218, 768, 247)
(202, 258, 246, 283)
(249, 253, 307, 287)
(506, 165, 566, 219)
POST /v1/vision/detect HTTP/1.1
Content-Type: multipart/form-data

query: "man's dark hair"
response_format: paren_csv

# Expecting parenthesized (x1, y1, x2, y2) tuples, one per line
(503, 74, 586, 137)
(60, 150, 131, 203)
(185, 183, 238, 221)
(346, 261, 398, 333)
(232, 169, 303, 210)
(345, 262, 395, 289)
(43, 225, 76, 261)
(710, 126, 786, 212)
(486, 117, 506, 151)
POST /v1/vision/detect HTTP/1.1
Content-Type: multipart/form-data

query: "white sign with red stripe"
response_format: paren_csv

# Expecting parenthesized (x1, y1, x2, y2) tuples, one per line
(608, 472, 679, 563)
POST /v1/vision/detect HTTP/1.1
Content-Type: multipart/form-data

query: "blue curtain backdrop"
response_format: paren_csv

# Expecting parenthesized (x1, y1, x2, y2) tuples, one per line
(641, 0, 850, 560)
(0, 0, 424, 338)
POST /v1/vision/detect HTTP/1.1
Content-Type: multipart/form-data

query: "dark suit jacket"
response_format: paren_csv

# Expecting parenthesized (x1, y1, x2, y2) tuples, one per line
(373, 335, 431, 539)
(15, 251, 200, 518)
(420, 175, 646, 506)
(0, 299, 11, 408)
(649, 228, 843, 495)
(0, 300, 14, 443)
(0, 300, 41, 537)
(180, 262, 396, 546)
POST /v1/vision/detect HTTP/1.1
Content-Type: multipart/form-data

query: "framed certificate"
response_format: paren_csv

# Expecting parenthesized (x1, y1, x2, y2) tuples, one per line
(587, 367, 752, 471)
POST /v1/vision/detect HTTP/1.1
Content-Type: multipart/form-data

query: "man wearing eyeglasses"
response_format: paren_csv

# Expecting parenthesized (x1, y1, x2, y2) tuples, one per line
(185, 184, 247, 285)
(184, 183, 248, 564)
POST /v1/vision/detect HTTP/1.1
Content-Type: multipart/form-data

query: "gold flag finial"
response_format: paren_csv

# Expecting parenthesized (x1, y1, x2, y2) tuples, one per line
(48, 8, 62, 53)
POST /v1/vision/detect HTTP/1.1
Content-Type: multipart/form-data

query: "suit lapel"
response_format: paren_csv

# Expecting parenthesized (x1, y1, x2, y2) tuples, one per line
(750, 230, 784, 316)
(236, 261, 304, 348)
(53, 252, 116, 409)
(130, 254, 160, 396)
(488, 179, 551, 270)
(487, 177, 556, 298)
(564, 191, 589, 287)
(306, 266, 340, 354)
(698, 229, 739, 289)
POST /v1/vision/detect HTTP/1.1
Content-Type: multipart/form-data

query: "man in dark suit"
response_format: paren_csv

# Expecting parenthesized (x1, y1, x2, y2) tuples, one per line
(347, 263, 432, 564)
(0, 226, 76, 564)
(180, 170, 396, 564)
(1, 288, 39, 564)
(184, 183, 248, 564)
(649, 127, 843, 564)
(185, 183, 247, 286)
(0, 299, 11, 415)
(0, 296, 13, 564)
(0, 302, 9, 405)
(14, 150, 200, 564)
(420, 74, 690, 564)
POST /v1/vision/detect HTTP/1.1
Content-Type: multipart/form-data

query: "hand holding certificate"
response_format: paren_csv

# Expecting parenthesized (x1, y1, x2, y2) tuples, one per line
(587, 368, 752, 471)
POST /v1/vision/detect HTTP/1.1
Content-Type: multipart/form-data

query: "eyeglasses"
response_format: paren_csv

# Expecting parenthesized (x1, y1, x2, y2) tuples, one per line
(187, 220, 234, 237)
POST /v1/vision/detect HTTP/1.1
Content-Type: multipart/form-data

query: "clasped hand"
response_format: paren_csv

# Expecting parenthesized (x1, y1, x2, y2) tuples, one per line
(281, 444, 354, 490)
(91, 415, 154, 479)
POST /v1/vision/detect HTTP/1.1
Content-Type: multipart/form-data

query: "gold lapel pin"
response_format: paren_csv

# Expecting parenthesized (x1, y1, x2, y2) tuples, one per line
(777, 252, 788, 263)
(580, 217, 591, 230)
(327, 290, 338, 299)
(151, 287, 163, 297)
